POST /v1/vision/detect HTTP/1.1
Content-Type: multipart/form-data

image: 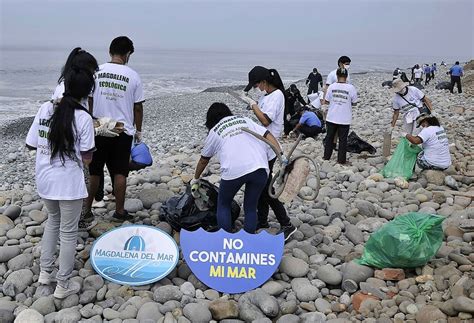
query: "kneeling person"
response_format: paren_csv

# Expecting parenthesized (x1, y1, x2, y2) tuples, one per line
(405, 114, 451, 171)
(289, 106, 323, 138)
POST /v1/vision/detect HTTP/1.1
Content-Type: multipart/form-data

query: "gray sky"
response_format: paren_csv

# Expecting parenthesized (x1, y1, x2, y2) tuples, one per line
(1, 0, 473, 58)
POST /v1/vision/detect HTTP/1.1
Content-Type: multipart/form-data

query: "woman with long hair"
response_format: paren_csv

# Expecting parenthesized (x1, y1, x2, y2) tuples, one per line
(241, 66, 296, 241)
(26, 67, 96, 298)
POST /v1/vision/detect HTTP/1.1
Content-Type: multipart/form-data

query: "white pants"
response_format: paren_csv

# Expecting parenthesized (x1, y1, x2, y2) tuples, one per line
(40, 199, 82, 287)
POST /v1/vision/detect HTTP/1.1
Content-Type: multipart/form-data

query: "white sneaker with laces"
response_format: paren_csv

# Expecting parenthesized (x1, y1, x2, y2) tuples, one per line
(54, 281, 81, 299)
(92, 199, 106, 208)
(38, 270, 56, 285)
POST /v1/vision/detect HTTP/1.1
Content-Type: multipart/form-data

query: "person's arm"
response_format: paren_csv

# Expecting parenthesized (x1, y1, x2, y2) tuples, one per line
(81, 150, 94, 166)
(133, 102, 144, 141)
(296, 93, 307, 105)
(421, 96, 433, 111)
(305, 73, 311, 85)
(391, 110, 400, 127)
(250, 103, 272, 126)
(406, 134, 423, 145)
(317, 74, 323, 88)
(263, 131, 283, 155)
(292, 123, 302, 132)
(194, 156, 210, 179)
(88, 97, 93, 114)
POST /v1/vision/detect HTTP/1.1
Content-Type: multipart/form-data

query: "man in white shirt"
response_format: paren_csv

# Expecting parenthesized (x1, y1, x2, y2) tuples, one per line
(85, 36, 145, 222)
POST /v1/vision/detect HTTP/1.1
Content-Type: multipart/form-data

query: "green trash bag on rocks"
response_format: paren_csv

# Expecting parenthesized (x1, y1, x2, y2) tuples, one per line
(356, 213, 444, 268)
(382, 137, 422, 180)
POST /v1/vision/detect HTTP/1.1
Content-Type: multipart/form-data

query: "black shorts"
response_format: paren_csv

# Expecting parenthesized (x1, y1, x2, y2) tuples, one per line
(89, 133, 133, 177)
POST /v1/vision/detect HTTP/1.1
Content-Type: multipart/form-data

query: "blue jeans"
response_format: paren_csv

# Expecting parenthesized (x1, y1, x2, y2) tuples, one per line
(217, 168, 268, 233)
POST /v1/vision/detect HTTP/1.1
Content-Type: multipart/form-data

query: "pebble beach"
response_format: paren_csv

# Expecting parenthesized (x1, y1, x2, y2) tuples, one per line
(0, 64, 473, 323)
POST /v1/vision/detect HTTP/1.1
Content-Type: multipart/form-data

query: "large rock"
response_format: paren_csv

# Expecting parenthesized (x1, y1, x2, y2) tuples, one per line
(0, 246, 21, 262)
(316, 264, 342, 285)
(29, 210, 48, 223)
(453, 296, 474, 313)
(238, 289, 279, 320)
(0, 300, 17, 323)
(342, 261, 374, 284)
(83, 275, 104, 291)
(291, 278, 319, 302)
(424, 170, 445, 186)
(55, 308, 81, 323)
(14, 309, 44, 323)
(279, 256, 309, 277)
(31, 296, 55, 316)
(89, 222, 116, 238)
(344, 224, 364, 245)
(327, 198, 348, 216)
(355, 200, 376, 217)
(0, 215, 14, 229)
(300, 312, 326, 323)
(3, 269, 34, 296)
(208, 299, 239, 320)
(7, 253, 34, 271)
(415, 305, 447, 323)
(138, 188, 175, 208)
(153, 285, 183, 303)
(3, 205, 21, 220)
(124, 198, 143, 213)
(136, 302, 163, 322)
(183, 303, 212, 323)
(356, 218, 387, 232)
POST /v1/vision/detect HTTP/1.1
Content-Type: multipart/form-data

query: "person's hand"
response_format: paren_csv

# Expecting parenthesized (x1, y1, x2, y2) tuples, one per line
(94, 122, 119, 137)
(134, 131, 142, 143)
(240, 93, 257, 107)
(289, 130, 296, 137)
(191, 178, 200, 197)
(280, 155, 289, 167)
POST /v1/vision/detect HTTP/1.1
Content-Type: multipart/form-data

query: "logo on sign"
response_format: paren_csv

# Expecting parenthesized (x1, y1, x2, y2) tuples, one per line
(90, 225, 179, 286)
(181, 228, 284, 294)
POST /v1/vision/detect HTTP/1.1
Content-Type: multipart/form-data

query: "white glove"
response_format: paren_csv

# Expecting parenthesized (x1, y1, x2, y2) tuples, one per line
(289, 130, 296, 137)
(240, 94, 257, 107)
(280, 155, 289, 167)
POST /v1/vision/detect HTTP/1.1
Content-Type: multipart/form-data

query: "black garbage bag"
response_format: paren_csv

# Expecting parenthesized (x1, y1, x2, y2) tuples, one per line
(435, 81, 451, 90)
(347, 131, 376, 154)
(160, 179, 241, 231)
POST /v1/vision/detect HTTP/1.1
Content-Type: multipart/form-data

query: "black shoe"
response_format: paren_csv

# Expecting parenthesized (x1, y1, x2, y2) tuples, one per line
(257, 222, 270, 230)
(278, 224, 297, 241)
(78, 210, 97, 231)
(112, 210, 134, 222)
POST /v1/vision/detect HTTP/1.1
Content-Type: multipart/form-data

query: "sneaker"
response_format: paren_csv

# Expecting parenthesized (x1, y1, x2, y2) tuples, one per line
(38, 270, 56, 285)
(92, 199, 106, 208)
(278, 224, 297, 241)
(112, 210, 134, 222)
(53, 281, 81, 299)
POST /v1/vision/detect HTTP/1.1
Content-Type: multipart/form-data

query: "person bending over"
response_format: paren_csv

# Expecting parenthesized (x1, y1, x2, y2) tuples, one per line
(405, 113, 451, 171)
(289, 106, 323, 138)
(192, 103, 285, 234)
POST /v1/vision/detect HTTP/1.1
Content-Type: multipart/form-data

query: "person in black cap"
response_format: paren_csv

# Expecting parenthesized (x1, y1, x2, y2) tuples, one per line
(240, 66, 297, 241)
(306, 68, 323, 95)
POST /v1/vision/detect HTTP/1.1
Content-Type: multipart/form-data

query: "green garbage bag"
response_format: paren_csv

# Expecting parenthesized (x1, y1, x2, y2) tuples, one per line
(382, 137, 421, 180)
(356, 213, 444, 268)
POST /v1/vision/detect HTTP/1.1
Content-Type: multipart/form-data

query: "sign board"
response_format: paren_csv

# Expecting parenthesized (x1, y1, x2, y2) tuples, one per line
(90, 225, 179, 286)
(181, 228, 284, 294)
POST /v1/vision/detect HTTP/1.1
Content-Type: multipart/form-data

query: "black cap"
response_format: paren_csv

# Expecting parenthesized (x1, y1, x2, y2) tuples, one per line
(244, 66, 269, 92)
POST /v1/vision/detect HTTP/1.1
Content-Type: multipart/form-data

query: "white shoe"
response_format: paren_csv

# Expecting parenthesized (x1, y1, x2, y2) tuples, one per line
(38, 270, 56, 285)
(92, 199, 106, 208)
(54, 281, 81, 299)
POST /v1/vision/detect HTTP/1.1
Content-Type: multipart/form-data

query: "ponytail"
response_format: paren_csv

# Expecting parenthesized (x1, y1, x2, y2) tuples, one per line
(49, 68, 94, 165)
(58, 47, 98, 84)
(266, 68, 289, 116)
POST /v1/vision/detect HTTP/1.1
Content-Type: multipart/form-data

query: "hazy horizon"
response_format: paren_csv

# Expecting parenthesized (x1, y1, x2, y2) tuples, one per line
(1, 0, 473, 60)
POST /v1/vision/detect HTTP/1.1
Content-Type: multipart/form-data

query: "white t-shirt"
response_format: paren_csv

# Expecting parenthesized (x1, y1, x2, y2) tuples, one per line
(91, 63, 144, 136)
(201, 116, 270, 180)
(26, 101, 95, 200)
(392, 86, 424, 114)
(52, 82, 89, 109)
(418, 126, 451, 169)
(257, 89, 284, 160)
(414, 68, 423, 78)
(326, 69, 351, 86)
(324, 82, 358, 125)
